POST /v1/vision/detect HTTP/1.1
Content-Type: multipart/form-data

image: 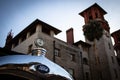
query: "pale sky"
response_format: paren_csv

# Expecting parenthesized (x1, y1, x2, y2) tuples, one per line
(0, 0, 120, 47)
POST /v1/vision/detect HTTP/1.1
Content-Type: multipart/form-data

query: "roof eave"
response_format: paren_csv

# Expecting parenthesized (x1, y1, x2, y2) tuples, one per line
(79, 3, 107, 17)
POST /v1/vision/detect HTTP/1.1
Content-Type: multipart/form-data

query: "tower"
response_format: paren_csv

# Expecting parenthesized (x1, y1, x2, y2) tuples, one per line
(111, 29, 120, 65)
(79, 3, 120, 80)
(80, 3, 110, 32)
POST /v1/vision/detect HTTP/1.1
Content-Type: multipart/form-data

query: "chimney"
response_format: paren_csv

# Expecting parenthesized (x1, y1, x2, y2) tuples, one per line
(66, 28, 74, 45)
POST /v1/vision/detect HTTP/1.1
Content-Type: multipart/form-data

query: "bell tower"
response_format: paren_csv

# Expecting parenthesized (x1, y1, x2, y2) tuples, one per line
(79, 3, 110, 32)
(79, 3, 120, 80)
(111, 30, 120, 65)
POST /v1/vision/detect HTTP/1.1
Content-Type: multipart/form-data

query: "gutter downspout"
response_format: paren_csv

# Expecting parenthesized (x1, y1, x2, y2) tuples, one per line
(53, 40, 56, 63)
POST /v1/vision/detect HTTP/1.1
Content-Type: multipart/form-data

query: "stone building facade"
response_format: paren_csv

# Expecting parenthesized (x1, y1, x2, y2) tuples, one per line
(5, 19, 89, 80)
(4, 3, 120, 80)
(111, 30, 120, 65)
(79, 3, 120, 80)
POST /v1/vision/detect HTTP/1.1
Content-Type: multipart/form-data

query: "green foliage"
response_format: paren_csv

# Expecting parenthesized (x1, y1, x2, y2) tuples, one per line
(83, 20, 103, 41)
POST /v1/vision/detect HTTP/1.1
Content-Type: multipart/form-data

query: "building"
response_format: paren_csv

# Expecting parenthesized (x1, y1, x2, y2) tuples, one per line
(111, 29, 120, 65)
(3, 3, 120, 80)
(79, 3, 120, 80)
(4, 19, 86, 80)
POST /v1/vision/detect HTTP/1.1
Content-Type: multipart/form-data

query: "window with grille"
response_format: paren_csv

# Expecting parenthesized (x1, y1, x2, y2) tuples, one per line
(54, 48, 60, 57)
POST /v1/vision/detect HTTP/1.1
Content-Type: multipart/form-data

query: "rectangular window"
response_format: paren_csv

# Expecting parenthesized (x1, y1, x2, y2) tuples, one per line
(70, 54, 75, 61)
(14, 40, 18, 47)
(95, 13, 98, 18)
(42, 26, 50, 35)
(28, 44, 33, 54)
(29, 28, 36, 36)
(54, 48, 60, 57)
(108, 42, 111, 49)
(83, 58, 88, 65)
(12, 44, 15, 49)
(68, 68, 74, 76)
(111, 56, 114, 64)
(85, 72, 89, 80)
(21, 34, 26, 42)
(89, 15, 93, 20)
(118, 38, 120, 42)
(100, 72, 103, 80)
(114, 69, 118, 79)
(97, 72, 103, 80)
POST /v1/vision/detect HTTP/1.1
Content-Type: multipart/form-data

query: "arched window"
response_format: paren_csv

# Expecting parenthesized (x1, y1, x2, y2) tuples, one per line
(83, 58, 88, 65)
(89, 15, 93, 20)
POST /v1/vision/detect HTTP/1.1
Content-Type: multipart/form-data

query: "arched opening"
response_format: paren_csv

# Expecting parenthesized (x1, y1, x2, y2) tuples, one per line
(83, 58, 88, 65)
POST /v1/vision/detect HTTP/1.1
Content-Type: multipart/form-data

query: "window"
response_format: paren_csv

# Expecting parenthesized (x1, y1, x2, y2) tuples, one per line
(21, 34, 26, 42)
(54, 48, 60, 57)
(83, 47, 88, 52)
(108, 42, 111, 49)
(83, 58, 88, 65)
(12, 44, 15, 48)
(89, 15, 93, 20)
(85, 72, 89, 80)
(28, 44, 33, 54)
(68, 68, 74, 76)
(111, 56, 114, 64)
(98, 72, 103, 80)
(29, 28, 36, 36)
(70, 54, 75, 61)
(95, 13, 98, 18)
(114, 69, 118, 79)
(42, 25, 50, 35)
(14, 40, 18, 47)
(118, 38, 120, 42)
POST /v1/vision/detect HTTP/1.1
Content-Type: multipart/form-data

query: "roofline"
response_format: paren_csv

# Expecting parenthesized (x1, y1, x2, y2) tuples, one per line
(111, 29, 120, 36)
(79, 3, 107, 17)
(11, 19, 62, 42)
(74, 40, 91, 47)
